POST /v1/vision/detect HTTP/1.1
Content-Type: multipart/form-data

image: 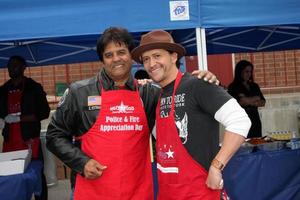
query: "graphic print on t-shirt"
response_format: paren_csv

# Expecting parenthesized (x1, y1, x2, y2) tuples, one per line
(160, 93, 189, 144)
(175, 113, 188, 144)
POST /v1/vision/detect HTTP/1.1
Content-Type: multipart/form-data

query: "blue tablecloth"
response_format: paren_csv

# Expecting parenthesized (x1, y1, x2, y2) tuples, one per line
(223, 149, 300, 200)
(0, 160, 43, 200)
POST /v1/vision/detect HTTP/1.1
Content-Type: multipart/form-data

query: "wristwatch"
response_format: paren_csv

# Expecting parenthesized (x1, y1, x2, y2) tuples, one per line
(211, 158, 225, 171)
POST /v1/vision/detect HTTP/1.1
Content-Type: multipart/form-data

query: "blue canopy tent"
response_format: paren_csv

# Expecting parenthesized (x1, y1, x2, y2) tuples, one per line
(188, 0, 300, 69)
(0, 0, 200, 67)
(0, 0, 300, 69)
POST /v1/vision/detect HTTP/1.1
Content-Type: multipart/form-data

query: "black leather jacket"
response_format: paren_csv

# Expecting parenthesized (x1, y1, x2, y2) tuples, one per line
(46, 69, 160, 186)
(0, 77, 50, 141)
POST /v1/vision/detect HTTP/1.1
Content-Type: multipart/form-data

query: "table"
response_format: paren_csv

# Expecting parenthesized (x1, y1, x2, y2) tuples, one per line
(0, 161, 43, 200)
(223, 148, 300, 200)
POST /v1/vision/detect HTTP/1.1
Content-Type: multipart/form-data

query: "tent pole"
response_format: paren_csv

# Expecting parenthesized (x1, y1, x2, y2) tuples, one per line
(196, 28, 208, 70)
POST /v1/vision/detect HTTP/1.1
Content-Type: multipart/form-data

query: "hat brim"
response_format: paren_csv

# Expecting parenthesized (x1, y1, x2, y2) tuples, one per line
(131, 42, 186, 63)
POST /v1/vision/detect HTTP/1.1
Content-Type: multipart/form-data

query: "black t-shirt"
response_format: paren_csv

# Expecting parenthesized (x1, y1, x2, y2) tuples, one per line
(159, 73, 232, 170)
(227, 81, 265, 137)
(227, 81, 265, 106)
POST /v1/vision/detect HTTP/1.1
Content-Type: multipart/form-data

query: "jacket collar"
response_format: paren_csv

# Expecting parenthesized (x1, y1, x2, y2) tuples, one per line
(98, 69, 136, 91)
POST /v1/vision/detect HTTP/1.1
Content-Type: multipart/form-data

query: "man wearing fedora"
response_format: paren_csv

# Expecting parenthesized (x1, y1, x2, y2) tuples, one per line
(132, 30, 251, 199)
(46, 27, 219, 200)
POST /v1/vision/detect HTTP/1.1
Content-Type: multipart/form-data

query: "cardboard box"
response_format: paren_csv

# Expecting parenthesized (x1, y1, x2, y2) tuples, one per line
(0, 149, 31, 176)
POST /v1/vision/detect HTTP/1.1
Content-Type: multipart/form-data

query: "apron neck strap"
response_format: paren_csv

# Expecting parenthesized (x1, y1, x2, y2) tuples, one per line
(99, 79, 138, 93)
(170, 71, 183, 113)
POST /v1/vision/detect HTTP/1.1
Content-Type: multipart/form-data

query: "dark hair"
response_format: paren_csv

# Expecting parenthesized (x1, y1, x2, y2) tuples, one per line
(166, 50, 181, 68)
(7, 55, 27, 67)
(96, 27, 135, 62)
(233, 60, 254, 84)
(134, 69, 149, 79)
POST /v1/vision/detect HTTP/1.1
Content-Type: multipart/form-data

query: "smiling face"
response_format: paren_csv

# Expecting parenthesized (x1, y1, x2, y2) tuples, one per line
(102, 41, 132, 86)
(142, 49, 178, 87)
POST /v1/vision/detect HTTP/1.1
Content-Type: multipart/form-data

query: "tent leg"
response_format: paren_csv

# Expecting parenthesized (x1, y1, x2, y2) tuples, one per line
(196, 28, 208, 71)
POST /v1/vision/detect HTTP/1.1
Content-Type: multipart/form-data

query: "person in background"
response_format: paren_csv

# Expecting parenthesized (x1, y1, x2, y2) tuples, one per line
(134, 69, 150, 79)
(0, 55, 50, 200)
(46, 27, 219, 200)
(228, 60, 266, 138)
(131, 30, 251, 200)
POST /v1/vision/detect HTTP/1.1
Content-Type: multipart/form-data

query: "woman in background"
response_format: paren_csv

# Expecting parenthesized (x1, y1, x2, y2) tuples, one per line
(228, 60, 265, 138)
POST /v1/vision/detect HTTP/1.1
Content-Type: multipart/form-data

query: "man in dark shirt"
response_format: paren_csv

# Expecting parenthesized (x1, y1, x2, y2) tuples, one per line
(0, 55, 50, 200)
(132, 30, 251, 199)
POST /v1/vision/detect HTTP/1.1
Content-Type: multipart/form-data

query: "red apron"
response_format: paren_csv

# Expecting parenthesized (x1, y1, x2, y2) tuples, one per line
(3, 89, 40, 159)
(156, 72, 220, 200)
(74, 84, 154, 200)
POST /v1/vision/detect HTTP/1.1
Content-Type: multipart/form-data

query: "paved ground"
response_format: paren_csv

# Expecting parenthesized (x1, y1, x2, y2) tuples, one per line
(48, 180, 71, 200)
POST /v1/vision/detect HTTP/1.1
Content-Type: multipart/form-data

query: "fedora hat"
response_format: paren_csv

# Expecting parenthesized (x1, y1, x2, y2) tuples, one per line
(131, 30, 186, 63)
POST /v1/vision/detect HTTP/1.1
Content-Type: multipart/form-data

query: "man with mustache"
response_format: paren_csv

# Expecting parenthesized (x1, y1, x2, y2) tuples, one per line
(131, 30, 251, 200)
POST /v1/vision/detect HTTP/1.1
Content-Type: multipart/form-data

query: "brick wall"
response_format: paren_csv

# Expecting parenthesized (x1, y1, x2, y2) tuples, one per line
(235, 50, 300, 94)
(1, 50, 299, 109)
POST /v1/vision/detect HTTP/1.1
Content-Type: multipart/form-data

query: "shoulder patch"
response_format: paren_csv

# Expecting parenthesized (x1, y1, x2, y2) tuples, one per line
(57, 88, 69, 107)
